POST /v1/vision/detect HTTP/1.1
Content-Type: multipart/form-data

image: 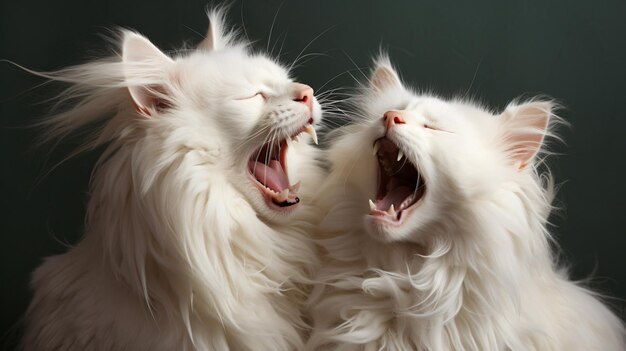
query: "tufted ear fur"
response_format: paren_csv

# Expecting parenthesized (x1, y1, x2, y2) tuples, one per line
(500, 100, 553, 169)
(122, 32, 174, 117)
(197, 8, 238, 51)
(370, 56, 402, 91)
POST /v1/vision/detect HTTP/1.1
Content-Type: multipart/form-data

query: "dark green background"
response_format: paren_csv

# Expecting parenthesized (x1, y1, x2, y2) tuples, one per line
(1, 0, 625, 347)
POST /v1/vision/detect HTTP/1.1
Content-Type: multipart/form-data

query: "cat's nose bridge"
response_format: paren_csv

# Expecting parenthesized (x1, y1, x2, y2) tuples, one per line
(383, 110, 406, 130)
(290, 83, 314, 112)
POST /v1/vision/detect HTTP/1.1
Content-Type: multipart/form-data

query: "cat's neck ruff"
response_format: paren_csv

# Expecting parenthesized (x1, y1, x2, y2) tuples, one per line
(82, 109, 318, 348)
(311, 171, 557, 349)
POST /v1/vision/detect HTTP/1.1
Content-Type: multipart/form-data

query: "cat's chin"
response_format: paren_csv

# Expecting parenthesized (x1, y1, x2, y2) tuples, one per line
(246, 119, 316, 214)
(363, 205, 419, 243)
(247, 173, 301, 215)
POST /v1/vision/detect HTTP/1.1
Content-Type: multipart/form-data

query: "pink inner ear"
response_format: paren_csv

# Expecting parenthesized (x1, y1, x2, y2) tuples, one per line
(128, 86, 154, 117)
(128, 84, 172, 118)
(371, 66, 400, 90)
(122, 33, 174, 118)
(511, 130, 546, 169)
(503, 102, 551, 169)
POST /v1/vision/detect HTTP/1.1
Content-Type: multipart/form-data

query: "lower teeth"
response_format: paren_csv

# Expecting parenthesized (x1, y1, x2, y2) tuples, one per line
(399, 196, 414, 210)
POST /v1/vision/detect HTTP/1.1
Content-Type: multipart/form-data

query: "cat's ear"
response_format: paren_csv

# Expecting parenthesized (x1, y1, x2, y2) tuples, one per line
(198, 16, 218, 50)
(122, 32, 174, 117)
(198, 9, 232, 51)
(370, 59, 402, 91)
(500, 100, 553, 169)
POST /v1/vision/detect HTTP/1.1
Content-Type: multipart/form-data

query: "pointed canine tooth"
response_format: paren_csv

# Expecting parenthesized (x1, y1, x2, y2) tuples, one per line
(276, 188, 290, 202)
(373, 141, 380, 155)
(290, 181, 301, 193)
(292, 135, 300, 142)
(387, 204, 396, 217)
(369, 199, 376, 212)
(304, 125, 318, 145)
(397, 149, 404, 162)
(285, 137, 293, 149)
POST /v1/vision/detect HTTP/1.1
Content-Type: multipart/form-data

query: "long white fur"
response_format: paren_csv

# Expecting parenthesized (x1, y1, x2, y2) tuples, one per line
(23, 8, 324, 351)
(306, 56, 625, 351)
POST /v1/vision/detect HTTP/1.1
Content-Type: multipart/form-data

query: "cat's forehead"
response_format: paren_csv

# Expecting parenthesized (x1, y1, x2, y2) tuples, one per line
(248, 54, 290, 79)
(180, 49, 291, 87)
(388, 92, 490, 118)
(367, 90, 448, 117)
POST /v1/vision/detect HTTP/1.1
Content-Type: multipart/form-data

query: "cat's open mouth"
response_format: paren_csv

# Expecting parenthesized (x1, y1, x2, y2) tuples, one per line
(247, 119, 316, 210)
(369, 137, 426, 223)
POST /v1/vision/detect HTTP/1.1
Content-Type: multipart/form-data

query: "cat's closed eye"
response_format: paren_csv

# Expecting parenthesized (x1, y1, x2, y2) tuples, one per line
(424, 123, 453, 134)
(236, 92, 268, 102)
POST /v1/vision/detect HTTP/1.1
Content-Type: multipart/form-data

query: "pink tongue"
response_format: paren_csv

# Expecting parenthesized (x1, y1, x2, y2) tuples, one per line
(250, 160, 290, 192)
(376, 185, 413, 211)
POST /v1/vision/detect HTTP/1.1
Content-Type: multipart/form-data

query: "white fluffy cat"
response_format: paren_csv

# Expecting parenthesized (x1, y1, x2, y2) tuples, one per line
(306, 56, 625, 350)
(23, 8, 324, 351)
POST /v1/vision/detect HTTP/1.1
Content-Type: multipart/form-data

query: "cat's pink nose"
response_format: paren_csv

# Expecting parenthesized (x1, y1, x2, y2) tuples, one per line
(383, 111, 406, 130)
(292, 83, 314, 112)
